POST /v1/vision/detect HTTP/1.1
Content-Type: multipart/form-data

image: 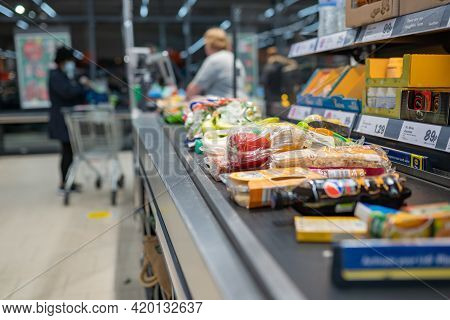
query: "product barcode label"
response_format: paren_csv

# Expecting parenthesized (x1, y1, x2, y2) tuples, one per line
(287, 105, 312, 121)
(362, 18, 397, 42)
(356, 115, 389, 138)
(398, 122, 442, 149)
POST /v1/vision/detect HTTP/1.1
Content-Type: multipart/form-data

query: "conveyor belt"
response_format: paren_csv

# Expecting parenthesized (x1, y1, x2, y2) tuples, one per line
(162, 121, 450, 299)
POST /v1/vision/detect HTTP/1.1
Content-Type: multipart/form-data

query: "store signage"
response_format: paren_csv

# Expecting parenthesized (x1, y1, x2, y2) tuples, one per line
(361, 18, 397, 42)
(399, 6, 446, 36)
(356, 115, 389, 138)
(323, 110, 356, 127)
(287, 105, 312, 121)
(316, 30, 349, 52)
(289, 38, 317, 57)
(398, 122, 442, 149)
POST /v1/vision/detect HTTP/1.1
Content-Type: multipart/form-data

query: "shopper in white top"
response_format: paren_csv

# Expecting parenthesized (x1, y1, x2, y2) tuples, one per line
(186, 27, 246, 100)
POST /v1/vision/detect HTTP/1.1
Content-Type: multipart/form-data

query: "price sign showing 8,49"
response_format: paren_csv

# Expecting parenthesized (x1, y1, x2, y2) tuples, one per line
(398, 122, 442, 149)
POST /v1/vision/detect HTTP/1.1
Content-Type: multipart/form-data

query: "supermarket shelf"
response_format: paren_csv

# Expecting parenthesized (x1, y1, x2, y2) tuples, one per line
(354, 115, 450, 154)
(288, 4, 450, 58)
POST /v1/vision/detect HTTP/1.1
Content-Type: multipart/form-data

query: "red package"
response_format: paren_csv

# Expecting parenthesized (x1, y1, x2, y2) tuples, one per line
(227, 126, 271, 171)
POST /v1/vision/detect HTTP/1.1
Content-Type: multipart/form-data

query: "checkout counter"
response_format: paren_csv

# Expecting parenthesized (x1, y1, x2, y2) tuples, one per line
(133, 111, 450, 299)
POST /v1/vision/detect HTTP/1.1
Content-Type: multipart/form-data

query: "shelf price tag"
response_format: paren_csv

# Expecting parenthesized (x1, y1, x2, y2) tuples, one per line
(356, 115, 389, 137)
(362, 18, 397, 42)
(316, 31, 348, 52)
(289, 38, 317, 57)
(398, 122, 442, 149)
(288, 105, 312, 121)
(323, 110, 356, 127)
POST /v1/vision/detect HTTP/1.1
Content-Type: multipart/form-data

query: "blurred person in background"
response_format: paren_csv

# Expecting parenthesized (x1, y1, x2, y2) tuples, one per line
(48, 46, 89, 192)
(261, 46, 297, 107)
(186, 27, 246, 100)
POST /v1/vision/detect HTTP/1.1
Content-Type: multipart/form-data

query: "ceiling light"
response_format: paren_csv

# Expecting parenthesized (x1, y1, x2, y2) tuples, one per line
(264, 8, 274, 18)
(16, 20, 29, 30)
(40, 2, 57, 18)
(28, 10, 36, 19)
(140, 0, 149, 18)
(15, 5, 25, 15)
(0, 4, 14, 17)
(220, 20, 231, 30)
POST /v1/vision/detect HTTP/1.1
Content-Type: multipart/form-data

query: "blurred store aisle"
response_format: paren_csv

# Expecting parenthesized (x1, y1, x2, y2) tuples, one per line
(0, 152, 145, 299)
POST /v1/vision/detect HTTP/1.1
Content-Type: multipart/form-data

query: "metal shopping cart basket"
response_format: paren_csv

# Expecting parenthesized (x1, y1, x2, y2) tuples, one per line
(62, 104, 124, 206)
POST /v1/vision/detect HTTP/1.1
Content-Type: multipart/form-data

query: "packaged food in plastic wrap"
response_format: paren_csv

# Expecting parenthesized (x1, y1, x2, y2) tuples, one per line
(204, 154, 230, 181)
(227, 125, 272, 171)
(272, 145, 391, 175)
(264, 122, 310, 152)
(202, 130, 228, 158)
(222, 168, 324, 208)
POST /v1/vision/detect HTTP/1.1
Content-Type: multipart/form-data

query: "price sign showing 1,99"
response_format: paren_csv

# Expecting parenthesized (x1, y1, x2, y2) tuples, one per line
(398, 122, 442, 149)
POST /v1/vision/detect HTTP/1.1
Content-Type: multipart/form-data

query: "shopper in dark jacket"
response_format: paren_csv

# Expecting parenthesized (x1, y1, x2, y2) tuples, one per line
(48, 47, 86, 191)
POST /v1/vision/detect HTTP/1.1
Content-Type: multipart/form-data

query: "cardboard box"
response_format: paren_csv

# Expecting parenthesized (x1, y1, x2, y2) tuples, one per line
(363, 87, 403, 119)
(366, 54, 450, 88)
(346, 0, 400, 28)
(399, 0, 449, 16)
(401, 89, 450, 125)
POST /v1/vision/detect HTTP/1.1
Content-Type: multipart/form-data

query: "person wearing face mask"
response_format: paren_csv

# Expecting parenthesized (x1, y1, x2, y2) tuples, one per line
(186, 27, 246, 100)
(48, 46, 88, 192)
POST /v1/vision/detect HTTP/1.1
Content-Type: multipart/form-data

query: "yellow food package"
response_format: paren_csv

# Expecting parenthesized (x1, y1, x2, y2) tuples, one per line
(294, 216, 367, 243)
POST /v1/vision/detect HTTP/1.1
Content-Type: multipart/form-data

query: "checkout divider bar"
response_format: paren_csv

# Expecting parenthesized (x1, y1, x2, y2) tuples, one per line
(163, 124, 306, 300)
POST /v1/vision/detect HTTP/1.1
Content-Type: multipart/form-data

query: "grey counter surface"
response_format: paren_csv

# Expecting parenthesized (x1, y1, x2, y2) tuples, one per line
(136, 112, 450, 299)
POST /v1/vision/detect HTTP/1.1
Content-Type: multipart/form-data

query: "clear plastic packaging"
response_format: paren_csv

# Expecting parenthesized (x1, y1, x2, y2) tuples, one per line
(202, 130, 228, 158)
(227, 125, 272, 171)
(272, 145, 391, 172)
(264, 122, 310, 152)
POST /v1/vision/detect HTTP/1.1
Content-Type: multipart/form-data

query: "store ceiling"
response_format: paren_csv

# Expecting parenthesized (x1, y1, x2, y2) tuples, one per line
(0, 0, 317, 60)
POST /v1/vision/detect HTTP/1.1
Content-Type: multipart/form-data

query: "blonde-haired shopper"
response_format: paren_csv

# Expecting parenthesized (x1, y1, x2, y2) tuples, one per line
(186, 27, 246, 100)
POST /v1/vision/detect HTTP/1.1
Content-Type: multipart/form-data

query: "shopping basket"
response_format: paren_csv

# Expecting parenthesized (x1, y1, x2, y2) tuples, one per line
(62, 104, 124, 206)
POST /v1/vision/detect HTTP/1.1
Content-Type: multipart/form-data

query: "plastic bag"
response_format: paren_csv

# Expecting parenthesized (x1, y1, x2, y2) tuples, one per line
(264, 122, 310, 152)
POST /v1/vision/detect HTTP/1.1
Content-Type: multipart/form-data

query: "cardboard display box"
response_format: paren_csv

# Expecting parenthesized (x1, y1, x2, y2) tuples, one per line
(346, 0, 400, 28)
(366, 54, 450, 88)
(399, 0, 449, 16)
(400, 89, 450, 125)
(363, 86, 403, 119)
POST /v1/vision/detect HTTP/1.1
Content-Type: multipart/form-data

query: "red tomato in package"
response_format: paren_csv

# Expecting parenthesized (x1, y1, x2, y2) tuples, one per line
(227, 130, 271, 171)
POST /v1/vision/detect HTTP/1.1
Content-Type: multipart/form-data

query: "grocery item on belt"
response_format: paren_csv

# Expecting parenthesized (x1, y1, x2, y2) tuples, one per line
(294, 216, 367, 243)
(227, 125, 272, 171)
(184, 98, 261, 141)
(309, 168, 366, 179)
(223, 167, 324, 208)
(404, 202, 450, 238)
(271, 173, 411, 215)
(272, 145, 391, 175)
(355, 203, 432, 239)
(264, 122, 310, 152)
(204, 154, 230, 181)
(202, 130, 228, 158)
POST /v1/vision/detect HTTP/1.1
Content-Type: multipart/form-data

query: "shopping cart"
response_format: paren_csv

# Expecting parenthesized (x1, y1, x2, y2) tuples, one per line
(62, 104, 124, 206)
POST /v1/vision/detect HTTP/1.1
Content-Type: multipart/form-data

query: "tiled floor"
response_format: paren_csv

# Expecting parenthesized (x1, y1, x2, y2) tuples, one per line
(0, 152, 146, 299)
